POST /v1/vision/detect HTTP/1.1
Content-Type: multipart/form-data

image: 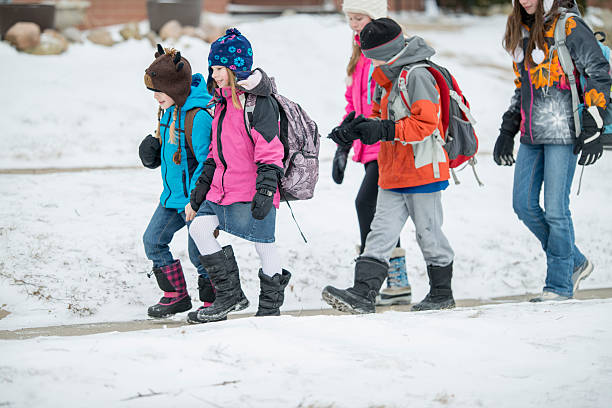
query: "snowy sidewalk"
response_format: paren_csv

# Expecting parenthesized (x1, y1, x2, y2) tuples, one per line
(2, 287, 612, 340)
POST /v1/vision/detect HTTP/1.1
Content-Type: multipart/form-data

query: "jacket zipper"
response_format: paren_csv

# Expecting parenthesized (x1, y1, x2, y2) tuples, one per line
(526, 61, 535, 143)
(161, 111, 173, 207)
(216, 101, 229, 199)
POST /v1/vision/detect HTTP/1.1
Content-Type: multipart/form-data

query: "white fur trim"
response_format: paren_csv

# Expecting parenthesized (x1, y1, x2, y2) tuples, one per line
(342, 0, 388, 19)
(543, 0, 554, 13)
(532, 48, 545, 65)
(512, 46, 524, 63)
(236, 69, 262, 91)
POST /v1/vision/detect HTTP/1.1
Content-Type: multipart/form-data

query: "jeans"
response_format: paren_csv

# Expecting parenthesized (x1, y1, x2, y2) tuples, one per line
(512, 143, 586, 297)
(143, 203, 208, 278)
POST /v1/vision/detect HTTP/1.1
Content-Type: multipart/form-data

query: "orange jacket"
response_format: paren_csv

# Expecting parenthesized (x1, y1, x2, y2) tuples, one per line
(370, 38, 450, 189)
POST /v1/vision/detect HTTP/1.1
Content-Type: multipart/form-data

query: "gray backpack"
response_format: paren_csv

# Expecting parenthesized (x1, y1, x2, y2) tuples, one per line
(243, 79, 321, 201)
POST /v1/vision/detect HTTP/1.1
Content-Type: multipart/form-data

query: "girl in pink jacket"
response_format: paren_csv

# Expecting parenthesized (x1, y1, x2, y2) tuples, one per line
(335, 0, 410, 306)
(187, 29, 291, 323)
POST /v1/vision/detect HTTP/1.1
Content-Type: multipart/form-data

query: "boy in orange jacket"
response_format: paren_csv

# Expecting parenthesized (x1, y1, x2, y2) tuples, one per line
(324, 18, 455, 313)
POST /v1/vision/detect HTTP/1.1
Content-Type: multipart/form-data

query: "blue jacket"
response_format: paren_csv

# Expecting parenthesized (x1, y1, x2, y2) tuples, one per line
(159, 73, 213, 210)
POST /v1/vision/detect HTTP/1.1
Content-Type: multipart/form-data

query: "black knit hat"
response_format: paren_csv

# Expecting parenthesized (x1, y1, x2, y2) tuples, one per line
(144, 44, 192, 107)
(360, 18, 404, 61)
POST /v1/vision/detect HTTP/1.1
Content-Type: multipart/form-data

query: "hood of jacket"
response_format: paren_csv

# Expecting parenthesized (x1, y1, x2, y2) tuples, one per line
(378, 36, 435, 82)
(179, 73, 213, 111)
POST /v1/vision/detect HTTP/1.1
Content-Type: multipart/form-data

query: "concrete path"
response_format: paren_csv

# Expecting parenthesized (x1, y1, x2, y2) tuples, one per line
(1, 288, 610, 340)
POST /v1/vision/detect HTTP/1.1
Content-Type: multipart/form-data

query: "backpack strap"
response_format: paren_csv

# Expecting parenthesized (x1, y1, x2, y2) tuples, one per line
(183, 107, 207, 156)
(553, 11, 582, 138)
(398, 63, 445, 179)
(241, 93, 256, 144)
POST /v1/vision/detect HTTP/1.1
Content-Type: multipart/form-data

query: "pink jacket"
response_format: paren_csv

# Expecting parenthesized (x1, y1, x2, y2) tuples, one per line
(206, 87, 284, 208)
(343, 37, 380, 164)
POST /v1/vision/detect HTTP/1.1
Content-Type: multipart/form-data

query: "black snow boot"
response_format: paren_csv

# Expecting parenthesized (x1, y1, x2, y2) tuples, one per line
(147, 260, 192, 318)
(255, 269, 292, 317)
(187, 245, 249, 324)
(412, 262, 455, 311)
(321, 257, 387, 314)
(186, 275, 222, 322)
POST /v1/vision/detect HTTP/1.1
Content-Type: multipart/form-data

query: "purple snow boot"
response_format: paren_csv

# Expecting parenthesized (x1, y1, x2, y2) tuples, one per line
(147, 259, 192, 318)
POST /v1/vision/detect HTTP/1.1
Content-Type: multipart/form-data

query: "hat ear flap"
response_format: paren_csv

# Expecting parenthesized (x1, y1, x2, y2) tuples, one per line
(155, 44, 165, 58)
(176, 62, 184, 72)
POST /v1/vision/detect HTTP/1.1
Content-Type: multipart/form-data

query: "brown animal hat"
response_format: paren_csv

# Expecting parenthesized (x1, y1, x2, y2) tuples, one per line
(144, 44, 192, 107)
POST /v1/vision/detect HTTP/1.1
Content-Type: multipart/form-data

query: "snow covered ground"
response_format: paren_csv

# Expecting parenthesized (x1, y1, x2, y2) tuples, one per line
(1, 11, 611, 407)
(2, 300, 612, 407)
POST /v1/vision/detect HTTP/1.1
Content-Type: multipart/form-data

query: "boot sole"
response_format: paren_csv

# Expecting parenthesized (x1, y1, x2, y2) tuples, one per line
(186, 297, 250, 324)
(411, 300, 456, 311)
(147, 298, 192, 318)
(321, 289, 373, 314)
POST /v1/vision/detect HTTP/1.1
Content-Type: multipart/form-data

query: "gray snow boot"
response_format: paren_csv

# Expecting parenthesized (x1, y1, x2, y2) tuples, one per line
(255, 269, 292, 316)
(187, 246, 249, 324)
(412, 262, 455, 311)
(322, 257, 388, 314)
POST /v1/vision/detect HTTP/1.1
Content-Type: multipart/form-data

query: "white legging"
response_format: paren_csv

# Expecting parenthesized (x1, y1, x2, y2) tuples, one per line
(189, 214, 282, 277)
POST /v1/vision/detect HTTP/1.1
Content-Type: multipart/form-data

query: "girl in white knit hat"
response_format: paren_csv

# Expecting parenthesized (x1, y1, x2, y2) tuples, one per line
(331, 1, 411, 306)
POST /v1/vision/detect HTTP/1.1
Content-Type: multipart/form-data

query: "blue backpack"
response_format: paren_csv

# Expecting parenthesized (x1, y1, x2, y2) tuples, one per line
(553, 10, 612, 147)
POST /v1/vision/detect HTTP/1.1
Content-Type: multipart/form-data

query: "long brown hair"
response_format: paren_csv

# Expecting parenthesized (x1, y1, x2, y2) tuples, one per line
(347, 40, 362, 77)
(503, 0, 578, 66)
(207, 67, 242, 109)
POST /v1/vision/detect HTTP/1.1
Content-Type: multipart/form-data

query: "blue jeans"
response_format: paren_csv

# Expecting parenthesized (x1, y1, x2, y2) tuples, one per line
(143, 203, 209, 278)
(512, 143, 586, 297)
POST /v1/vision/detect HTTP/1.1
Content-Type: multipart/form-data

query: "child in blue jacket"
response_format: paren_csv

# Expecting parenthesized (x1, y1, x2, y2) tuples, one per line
(139, 45, 214, 318)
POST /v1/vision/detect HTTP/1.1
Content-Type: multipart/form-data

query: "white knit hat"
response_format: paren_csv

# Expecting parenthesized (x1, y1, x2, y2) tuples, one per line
(342, 0, 388, 20)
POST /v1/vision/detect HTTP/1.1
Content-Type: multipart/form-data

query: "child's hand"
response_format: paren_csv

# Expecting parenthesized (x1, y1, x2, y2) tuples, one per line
(185, 203, 197, 222)
(251, 188, 274, 220)
(139, 134, 161, 169)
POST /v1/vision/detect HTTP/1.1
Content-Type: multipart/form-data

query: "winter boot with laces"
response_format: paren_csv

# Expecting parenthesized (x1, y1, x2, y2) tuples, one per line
(376, 247, 411, 306)
(255, 269, 292, 316)
(187, 245, 249, 324)
(322, 257, 388, 314)
(412, 263, 455, 311)
(147, 260, 192, 318)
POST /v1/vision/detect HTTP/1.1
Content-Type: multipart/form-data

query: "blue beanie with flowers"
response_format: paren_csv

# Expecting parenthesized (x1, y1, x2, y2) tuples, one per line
(207, 28, 253, 85)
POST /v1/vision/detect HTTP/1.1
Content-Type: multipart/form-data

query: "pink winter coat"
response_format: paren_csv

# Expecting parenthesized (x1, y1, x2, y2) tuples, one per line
(343, 36, 380, 164)
(205, 86, 284, 208)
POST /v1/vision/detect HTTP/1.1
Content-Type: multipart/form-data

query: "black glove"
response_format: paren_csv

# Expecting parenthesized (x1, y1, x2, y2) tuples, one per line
(493, 132, 515, 166)
(574, 106, 604, 166)
(139, 134, 161, 169)
(352, 119, 395, 145)
(251, 164, 280, 220)
(332, 145, 350, 184)
(190, 158, 216, 211)
(328, 111, 368, 146)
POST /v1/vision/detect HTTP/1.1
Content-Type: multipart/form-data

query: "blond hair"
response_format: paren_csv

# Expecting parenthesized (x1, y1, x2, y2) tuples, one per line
(154, 104, 183, 165)
(208, 67, 243, 110)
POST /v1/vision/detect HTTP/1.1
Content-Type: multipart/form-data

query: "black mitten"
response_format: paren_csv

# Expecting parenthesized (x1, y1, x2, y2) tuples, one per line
(353, 119, 395, 145)
(190, 158, 216, 211)
(332, 145, 350, 184)
(575, 106, 604, 166)
(139, 134, 161, 169)
(251, 164, 280, 220)
(493, 132, 515, 166)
